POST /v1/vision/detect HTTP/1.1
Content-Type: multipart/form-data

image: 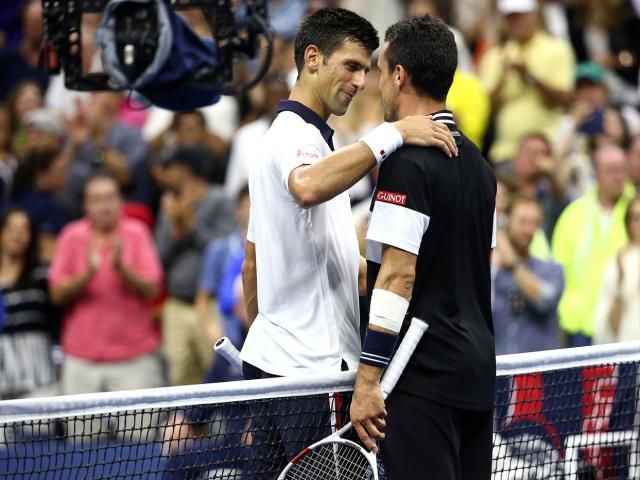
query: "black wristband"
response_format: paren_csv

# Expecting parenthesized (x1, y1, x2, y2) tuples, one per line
(360, 328, 399, 368)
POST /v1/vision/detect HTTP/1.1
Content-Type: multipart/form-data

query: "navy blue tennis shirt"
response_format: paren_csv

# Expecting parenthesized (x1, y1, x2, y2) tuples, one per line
(365, 110, 497, 410)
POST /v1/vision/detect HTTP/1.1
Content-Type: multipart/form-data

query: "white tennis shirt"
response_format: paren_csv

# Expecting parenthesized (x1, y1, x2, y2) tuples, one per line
(240, 100, 361, 376)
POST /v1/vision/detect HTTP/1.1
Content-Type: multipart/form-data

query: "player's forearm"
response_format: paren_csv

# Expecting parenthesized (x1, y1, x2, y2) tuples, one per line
(289, 143, 376, 208)
(242, 241, 259, 324)
(374, 262, 415, 301)
(358, 248, 416, 382)
(355, 363, 384, 387)
(243, 272, 258, 325)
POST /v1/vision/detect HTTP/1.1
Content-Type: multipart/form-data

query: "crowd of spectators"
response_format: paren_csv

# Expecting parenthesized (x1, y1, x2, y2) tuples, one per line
(0, 0, 639, 400)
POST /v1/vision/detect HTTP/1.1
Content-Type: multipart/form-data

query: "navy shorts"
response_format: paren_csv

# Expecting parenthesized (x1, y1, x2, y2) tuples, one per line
(242, 361, 348, 479)
(381, 392, 492, 480)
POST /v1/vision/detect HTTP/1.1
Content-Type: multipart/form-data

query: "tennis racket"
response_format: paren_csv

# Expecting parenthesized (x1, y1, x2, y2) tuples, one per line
(276, 317, 429, 480)
(214, 336, 243, 368)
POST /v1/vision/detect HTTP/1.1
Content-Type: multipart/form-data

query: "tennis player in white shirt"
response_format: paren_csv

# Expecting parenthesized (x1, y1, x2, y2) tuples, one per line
(239, 8, 457, 478)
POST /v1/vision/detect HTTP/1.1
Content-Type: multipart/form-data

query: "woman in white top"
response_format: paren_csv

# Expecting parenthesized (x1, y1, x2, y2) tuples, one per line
(594, 195, 640, 344)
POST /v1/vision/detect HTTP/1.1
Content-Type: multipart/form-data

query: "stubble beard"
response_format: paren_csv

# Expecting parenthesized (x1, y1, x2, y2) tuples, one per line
(382, 97, 398, 123)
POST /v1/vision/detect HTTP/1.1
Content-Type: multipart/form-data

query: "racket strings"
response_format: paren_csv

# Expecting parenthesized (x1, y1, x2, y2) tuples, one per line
(283, 442, 375, 480)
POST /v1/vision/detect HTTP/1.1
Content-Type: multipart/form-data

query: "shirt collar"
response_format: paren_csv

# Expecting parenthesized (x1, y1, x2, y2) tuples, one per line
(278, 100, 335, 150)
(430, 109, 460, 137)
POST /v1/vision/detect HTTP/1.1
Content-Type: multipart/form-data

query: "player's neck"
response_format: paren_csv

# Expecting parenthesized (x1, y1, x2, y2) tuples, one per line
(289, 83, 330, 121)
(397, 96, 446, 120)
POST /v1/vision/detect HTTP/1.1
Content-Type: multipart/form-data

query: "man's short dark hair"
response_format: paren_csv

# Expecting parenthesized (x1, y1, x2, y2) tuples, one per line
(294, 7, 379, 74)
(384, 15, 457, 102)
(12, 146, 64, 199)
(166, 146, 209, 179)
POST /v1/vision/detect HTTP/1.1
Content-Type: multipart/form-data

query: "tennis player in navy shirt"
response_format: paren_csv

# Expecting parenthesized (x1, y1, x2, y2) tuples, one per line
(350, 15, 497, 480)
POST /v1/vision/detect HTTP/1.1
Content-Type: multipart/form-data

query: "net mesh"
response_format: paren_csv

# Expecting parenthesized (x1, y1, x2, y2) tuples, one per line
(1, 345, 639, 480)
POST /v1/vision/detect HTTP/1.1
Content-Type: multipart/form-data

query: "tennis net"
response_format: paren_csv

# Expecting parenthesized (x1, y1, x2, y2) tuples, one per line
(1, 342, 640, 479)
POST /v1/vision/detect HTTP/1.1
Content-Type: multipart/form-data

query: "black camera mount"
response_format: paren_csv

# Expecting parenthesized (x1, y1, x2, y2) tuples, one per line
(40, 0, 272, 95)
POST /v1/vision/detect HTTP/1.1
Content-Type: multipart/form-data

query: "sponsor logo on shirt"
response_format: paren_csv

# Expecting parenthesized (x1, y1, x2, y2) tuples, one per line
(297, 148, 320, 160)
(376, 190, 407, 206)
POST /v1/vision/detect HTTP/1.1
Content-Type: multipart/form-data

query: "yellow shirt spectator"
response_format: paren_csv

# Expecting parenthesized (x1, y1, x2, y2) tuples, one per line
(552, 183, 636, 338)
(447, 70, 490, 150)
(480, 30, 575, 163)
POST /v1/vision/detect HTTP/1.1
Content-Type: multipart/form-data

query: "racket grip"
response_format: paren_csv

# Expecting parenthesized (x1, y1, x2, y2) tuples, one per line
(214, 337, 243, 369)
(380, 318, 428, 399)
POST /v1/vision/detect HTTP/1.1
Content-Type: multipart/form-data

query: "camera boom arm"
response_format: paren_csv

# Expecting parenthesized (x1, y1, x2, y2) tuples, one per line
(41, 0, 272, 95)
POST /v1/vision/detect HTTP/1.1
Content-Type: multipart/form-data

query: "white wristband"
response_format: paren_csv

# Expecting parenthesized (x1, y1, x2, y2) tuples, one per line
(369, 288, 409, 333)
(359, 122, 404, 166)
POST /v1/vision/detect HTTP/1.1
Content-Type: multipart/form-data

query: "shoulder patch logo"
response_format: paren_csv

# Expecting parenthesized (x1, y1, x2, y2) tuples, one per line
(296, 148, 320, 160)
(376, 190, 407, 206)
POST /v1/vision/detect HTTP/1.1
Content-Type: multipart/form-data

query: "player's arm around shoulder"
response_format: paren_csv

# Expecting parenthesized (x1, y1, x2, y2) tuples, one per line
(287, 117, 457, 208)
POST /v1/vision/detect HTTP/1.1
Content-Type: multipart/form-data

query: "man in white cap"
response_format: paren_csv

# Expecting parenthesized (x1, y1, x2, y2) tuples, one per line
(24, 108, 67, 152)
(479, 0, 575, 163)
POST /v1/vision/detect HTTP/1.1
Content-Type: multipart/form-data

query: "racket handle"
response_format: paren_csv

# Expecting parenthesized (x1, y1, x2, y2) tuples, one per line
(214, 337, 243, 369)
(380, 318, 428, 399)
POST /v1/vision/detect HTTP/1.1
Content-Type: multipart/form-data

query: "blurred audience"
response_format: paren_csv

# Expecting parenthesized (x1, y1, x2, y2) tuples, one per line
(492, 196, 564, 355)
(594, 195, 640, 344)
(555, 62, 615, 198)
(0, 103, 18, 210)
(447, 69, 491, 150)
(0, 208, 58, 400)
(143, 97, 239, 156)
(155, 147, 235, 386)
(150, 111, 227, 185)
(0, 0, 27, 49)
(0, 0, 49, 101)
(552, 144, 636, 347)
(225, 72, 291, 200)
(629, 134, 640, 189)
(49, 173, 164, 394)
(495, 132, 568, 240)
(495, 175, 550, 259)
(582, 0, 640, 107)
(7, 80, 44, 157)
(197, 184, 251, 384)
(12, 147, 70, 261)
(63, 92, 153, 215)
(23, 108, 67, 153)
(403, 0, 475, 73)
(480, 0, 575, 163)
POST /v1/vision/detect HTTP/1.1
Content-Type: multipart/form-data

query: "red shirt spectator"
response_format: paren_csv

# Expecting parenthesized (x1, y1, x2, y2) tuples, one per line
(49, 172, 164, 394)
